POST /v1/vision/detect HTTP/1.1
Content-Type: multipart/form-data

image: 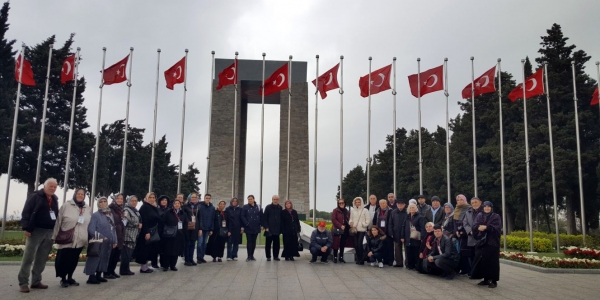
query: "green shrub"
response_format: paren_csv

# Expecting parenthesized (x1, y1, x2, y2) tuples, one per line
(504, 235, 553, 252)
(509, 231, 591, 249)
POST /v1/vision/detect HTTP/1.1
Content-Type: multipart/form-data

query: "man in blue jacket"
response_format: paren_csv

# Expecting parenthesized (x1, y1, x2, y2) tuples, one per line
(197, 194, 215, 263)
(309, 221, 333, 263)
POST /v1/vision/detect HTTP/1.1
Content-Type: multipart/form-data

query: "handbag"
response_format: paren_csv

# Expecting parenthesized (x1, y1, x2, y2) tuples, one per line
(187, 221, 196, 230)
(146, 225, 160, 244)
(349, 227, 358, 236)
(55, 226, 75, 245)
(219, 227, 229, 238)
(297, 237, 304, 252)
(162, 225, 177, 238)
(474, 233, 487, 248)
(410, 229, 421, 240)
(87, 232, 103, 257)
(332, 228, 344, 236)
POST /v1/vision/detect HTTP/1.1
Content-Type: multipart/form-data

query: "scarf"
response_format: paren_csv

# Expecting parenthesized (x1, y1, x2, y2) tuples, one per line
(453, 203, 470, 220)
(73, 188, 86, 207)
(482, 201, 493, 220)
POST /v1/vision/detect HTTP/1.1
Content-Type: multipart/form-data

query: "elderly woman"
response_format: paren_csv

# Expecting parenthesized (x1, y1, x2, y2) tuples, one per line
(454, 194, 471, 275)
(309, 221, 333, 263)
(402, 203, 426, 270)
(135, 192, 161, 273)
(281, 200, 301, 261)
(366, 226, 386, 268)
(206, 200, 229, 262)
(84, 197, 117, 284)
(442, 202, 454, 237)
(104, 194, 125, 279)
(120, 195, 141, 275)
(471, 201, 502, 288)
(349, 197, 370, 265)
(226, 197, 243, 261)
(53, 188, 91, 287)
(159, 198, 187, 271)
(331, 198, 350, 263)
(416, 222, 435, 274)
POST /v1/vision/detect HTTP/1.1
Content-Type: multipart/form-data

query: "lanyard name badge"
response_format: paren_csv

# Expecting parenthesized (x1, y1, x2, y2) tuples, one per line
(191, 208, 196, 222)
(380, 210, 385, 227)
(174, 211, 182, 229)
(77, 207, 85, 224)
(50, 210, 56, 220)
(222, 220, 227, 228)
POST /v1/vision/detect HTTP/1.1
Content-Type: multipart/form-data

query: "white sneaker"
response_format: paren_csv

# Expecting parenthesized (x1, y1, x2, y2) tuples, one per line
(226, 258, 232, 261)
(378, 262, 384, 268)
(370, 262, 375, 267)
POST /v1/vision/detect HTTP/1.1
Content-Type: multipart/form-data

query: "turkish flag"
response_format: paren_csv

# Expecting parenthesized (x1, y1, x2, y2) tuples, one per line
(61, 54, 76, 84)
(260, 62, 289, 96)
(408, 65, 444, 98)
(358, 64, 391, 98)
(103, 55, 129, 85)
(216, 59, 237, 90)
(15, 55, 36, 86)
(312, 63, 340, 99)
(461, 65, 497, 99)
(591, 87, 599, 106)
(508, 68, 544, 102)
(165, 56, 186, 90)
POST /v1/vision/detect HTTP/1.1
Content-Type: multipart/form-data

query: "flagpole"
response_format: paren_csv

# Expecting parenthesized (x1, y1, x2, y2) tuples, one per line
(571, 60, 586, 245)
(596, 62, 600, 127)
(339, 55, 344, 200)
(366, 56, 372, 200)
(444, 58, 451, 204)
(521, 59, 534, 253)
(231, 51, 239, 198)
(286, 55, 292, 201)
(259, 52, 265, 208)
(498, 58, 507, 252)
(62, 47, 80, 203)
(205, 50, 214, 195)
(34, 44, 53, 191)
(392, 57, 397, 198)
(119, 47, 134, 194)
(90, 47, 107, 210)
(470, 57, 478, 197)
(177, 49, 189, 194)
(543, 62, 560, 253)
(1, 45, 25, 240)
(313, 54, 319, 225)
(417, 58, 423, 195)
(149, 49, 161, 193)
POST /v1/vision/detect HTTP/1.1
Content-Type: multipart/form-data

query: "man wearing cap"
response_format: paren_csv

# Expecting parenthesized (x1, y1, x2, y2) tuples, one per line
(389, 199, 407, 267)
(425, 196, 444, 227)
(309, 221, 333, 263)
(427, 225, 460, 280)
(416, 195, 430, 217)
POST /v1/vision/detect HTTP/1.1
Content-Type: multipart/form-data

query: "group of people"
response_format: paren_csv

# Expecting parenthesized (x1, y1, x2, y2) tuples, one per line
(329, 193, 502, 288)
(16, 178, 500, 293)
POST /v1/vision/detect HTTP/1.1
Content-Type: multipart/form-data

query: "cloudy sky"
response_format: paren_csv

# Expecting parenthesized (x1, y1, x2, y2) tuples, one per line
(2, 0, 599, 218)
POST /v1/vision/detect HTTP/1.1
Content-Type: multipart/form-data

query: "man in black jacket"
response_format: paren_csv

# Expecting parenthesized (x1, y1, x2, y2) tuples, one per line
(373, 199, 393, 266)
(389, 200, 407, 267)
(18, 178, 59, 293)
(427, 225, 460, 280)
(262, 195, 282, 261)
(425, 196, 444, 227)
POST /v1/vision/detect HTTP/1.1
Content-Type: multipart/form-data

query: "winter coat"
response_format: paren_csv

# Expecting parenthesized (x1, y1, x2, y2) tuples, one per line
(213, 209, 230, 237)
(366, 234, 386, 254)
(87, 211, 117, 244)
(226, 205, 243, 244)
(109, 203, 125, 249)
(198, 201, 216, 231)
(442, 214, 454, 237)
(332, 207, 350, 232)
(241, 203, 262, 234)
(262, 203, 283, 236)
(473, 212, 502, 248)
(372, 207, 392, 235)
(417, 203, 431, 217)
(463, 206, 483, 247)
(402, 212, 426, 247)
(183, 201, 202, 241)
(138, 201, 161, 236)
(425, 206, 444, 227)
(429, 234, 460, 262)
(281, 209, 301, 236)
(123, 205, 141, 248)
(349, 206, 370, 232)
(21, 189, 59, 232)
(310, 229, 333, 250)
(364, 203, 379, 222)
(159, 208, 187, 256)
(52, 199, 91, 249)
(389, 207, 407, 243)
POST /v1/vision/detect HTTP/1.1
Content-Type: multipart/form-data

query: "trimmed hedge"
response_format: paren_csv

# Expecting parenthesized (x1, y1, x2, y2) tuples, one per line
(509, 231, 599, 249)
(504, 235, 553, 252)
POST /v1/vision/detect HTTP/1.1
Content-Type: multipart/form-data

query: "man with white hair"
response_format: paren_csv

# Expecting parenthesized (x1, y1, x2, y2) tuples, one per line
(18, 178, 59, 293)
(262, 195, 283, 261)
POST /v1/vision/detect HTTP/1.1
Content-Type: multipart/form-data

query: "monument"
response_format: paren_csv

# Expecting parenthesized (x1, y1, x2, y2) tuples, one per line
(207, 58, 310, 219)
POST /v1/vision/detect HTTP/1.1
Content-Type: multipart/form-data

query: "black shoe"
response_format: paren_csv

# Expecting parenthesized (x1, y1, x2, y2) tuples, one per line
(274, 257, 280, 261)
(60, 280, 69, 288)
(267, 258, 271, 261)
(184, 262, 193, 266)
(191, 261, 198, 266)
(445, 273, 456, 280)
(96, 275, 108, 283)
(358, 261, 364, 265)
(120, 271, 135, 276)
(246, 258, 251, 262)
(339, 257, 346, 263)
(103, 273, 116, 280)
(162, 267, 169, 271)
(140, 269, 154, 274)
(322, 260, 329, 264)
(478, 280, 490, 286)
(284, 257, 290, 261)
(217, 258, 222, 262)
(333, 257, 338, 264)
(151, 264, 160, 269)
(170, 267, 178, 271)
(309, 259, 316, 264)
(86, 275, 100, 285)
(251, 257, 257, 261)
(212, 258, 217, 262)
(488, 282, 497, 288)
(290, 257, 295, 261)
(112, 273, 120, 278)
(67, 279, 79, 286)
(200, 259, 207, 263)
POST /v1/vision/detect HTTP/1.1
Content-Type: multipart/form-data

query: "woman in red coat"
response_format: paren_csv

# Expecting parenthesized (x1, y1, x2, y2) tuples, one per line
(331, 199, 350, 263)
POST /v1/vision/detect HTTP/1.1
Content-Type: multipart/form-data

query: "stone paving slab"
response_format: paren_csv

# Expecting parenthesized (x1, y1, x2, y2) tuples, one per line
(1, 249, 599, 300)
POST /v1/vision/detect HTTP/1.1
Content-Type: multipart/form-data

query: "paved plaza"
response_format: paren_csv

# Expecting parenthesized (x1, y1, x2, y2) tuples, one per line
(1, 248, 598, 300)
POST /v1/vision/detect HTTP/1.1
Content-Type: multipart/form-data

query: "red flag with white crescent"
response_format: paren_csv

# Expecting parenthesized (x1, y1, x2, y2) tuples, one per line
(103, 55, 129, 85)
(407, 65, 444, 98)
(164, 56, 186, 90)
(61, 54, 76, 84)
(591, 87, 599, 106)
(15, 55, 36, 86)
(461, 65, 497, 99)
(312, 63, 340, 99)
(508, 68, 544, 102)
(260, 62, 289, 96)
(216, 59, 237, 90)
(358, 64, 391, 98)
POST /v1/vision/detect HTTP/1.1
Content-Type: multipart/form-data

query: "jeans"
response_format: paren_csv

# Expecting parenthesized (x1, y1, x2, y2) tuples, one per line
(310, 246, 332, 262)
(227, 239, 239, 259)
(18, 228, 54, 286)
(369, 251, 383, 263)
(197, 230, 210, 260)
(120, 246, 134, 274)
(265, 235, 280, 259)
(246, 233, 258, 258)
(185, 240, 196, 262)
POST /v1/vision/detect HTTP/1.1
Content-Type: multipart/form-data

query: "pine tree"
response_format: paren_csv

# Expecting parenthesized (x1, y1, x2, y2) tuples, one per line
(0, 1, 16, 174)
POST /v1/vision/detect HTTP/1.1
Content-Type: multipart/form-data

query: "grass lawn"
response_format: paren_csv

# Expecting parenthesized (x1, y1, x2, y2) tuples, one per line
(0, 256, 22, 261)
(1, 231, 25, 241)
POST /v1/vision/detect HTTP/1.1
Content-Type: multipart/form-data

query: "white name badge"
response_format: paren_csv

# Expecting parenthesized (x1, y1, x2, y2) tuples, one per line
(178, 221, 183, 230)
(50, 211, 56, 220)
(222, 220, 226, 227)
(191, 216, 196, 222)
(122, 219, 128, 226)
(380, 220, 385, 227)
(78, 216, 85, 224)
